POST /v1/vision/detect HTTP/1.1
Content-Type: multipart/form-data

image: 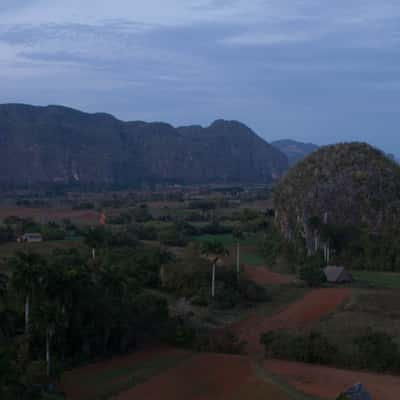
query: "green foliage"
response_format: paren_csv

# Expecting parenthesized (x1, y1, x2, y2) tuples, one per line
(260, 222, 305, 274)
(261, 330, 338, 365)
(196, 331, 245, 354)
(261, 328, 400, 374)
(274, 142, 400, 272)
(162, 243, 269, 309)
(159, 225, 188, 247)
(201, 221, 232, 235)
(2, 234, 177, 397)
(41, 223, 66, 241)
(299, 255, 326, 287)
(354, 330, 400, 371)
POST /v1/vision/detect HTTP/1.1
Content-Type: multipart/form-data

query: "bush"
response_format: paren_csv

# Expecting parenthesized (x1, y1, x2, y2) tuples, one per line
(196, 331, 245, 354)
(159, 227, 188, 247)
(161, 318, 196, 347)
(354, 330, 400, 371)
(201, 222, 232, 235)
(261, 330, 338, 365)
(299, 255, 326, 287)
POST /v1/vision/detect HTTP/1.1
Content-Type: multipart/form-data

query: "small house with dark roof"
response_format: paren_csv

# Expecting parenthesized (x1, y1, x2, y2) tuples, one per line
(19, 233, 43, 243)
(337, 383, 372, 400)
(324, 266, 353, 284)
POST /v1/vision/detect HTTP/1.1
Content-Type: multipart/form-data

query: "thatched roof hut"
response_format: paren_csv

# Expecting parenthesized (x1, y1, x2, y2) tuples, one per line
(324, 266, 353, 284)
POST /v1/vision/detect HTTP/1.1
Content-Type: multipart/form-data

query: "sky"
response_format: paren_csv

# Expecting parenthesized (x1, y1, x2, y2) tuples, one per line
(0, 1, 400, 154)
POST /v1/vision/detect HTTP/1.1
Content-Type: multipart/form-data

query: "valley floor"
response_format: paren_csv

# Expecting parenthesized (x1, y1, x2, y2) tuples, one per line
(60, 265, 400, 400)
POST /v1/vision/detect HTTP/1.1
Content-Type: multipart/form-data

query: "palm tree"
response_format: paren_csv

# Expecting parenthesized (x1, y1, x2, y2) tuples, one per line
(84, 227, 107, 260)
(201, 240, 229, 297)
(233, 229, 244, 281)
(11, 252, 44, 334)
(0, 272, 8, 300)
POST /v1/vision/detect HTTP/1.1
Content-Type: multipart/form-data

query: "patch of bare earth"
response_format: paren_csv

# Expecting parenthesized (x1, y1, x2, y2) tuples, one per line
(60, 346, 188, 400)
(264, 359, 400, 400)
(113, 354, 292, 400)
(229, 288, 351, 354)
(243, 264, 294, 285)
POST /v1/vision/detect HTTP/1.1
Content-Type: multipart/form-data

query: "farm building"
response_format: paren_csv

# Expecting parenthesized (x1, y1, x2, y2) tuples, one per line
(337, 383, 372, 400)
(324, 266, 353, 284)
(19, 233, 43, 243)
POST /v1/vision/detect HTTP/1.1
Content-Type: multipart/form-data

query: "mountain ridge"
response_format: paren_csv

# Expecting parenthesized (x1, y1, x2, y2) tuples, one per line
(271, 139, 319, 166)
(0, 103, 288, 189)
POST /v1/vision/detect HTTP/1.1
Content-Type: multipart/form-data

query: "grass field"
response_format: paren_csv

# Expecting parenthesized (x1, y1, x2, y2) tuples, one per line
(241, 251, 265, 266)
(352, 270, 400, 289)
(192, 233, 261, 247)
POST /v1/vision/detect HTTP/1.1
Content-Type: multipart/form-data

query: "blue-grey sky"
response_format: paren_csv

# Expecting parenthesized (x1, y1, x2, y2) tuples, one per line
(1, 1, 399, 154)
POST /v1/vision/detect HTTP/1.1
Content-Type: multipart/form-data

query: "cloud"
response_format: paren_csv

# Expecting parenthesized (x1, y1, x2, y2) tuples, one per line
(222, 31, 319, 46)
(0, 1, 400, 154)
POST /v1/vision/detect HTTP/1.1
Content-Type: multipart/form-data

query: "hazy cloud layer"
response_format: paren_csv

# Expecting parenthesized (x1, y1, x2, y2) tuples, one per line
(0, 0, 400, 153)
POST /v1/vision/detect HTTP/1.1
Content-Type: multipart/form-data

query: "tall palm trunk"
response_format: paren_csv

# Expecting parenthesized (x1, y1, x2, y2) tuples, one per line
(211, 262, 216, 297)
(25, 294, 30, 334)
(236, 240, 240, 281)
(46, 327, 54, 377)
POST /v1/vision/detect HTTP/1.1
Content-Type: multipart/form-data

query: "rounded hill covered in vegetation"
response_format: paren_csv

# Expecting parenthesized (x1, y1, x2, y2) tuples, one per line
(273, 142, 400, 270)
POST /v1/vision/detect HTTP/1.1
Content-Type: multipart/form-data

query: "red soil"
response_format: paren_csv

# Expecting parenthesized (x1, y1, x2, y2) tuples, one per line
(114, 354, 260, 400)
(0, 207, 99, 224)
(60, 346, 187, 400)
(243, 264, 294, 285)
(230, 288, 351, 355)
(264, 359, 400, 400)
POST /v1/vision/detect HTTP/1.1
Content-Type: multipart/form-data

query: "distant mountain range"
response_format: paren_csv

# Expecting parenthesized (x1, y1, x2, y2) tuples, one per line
(271, 139, 319, 166)
(0, 104, 288, 189)
(272, 139, 399, 166)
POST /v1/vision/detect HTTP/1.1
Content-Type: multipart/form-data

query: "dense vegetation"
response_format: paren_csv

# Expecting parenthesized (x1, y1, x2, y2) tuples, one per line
(261, 328, 400, 374)
(0, 243, 172, 399)
(273, 143, 400, 272)
(0, 193, 274, 399)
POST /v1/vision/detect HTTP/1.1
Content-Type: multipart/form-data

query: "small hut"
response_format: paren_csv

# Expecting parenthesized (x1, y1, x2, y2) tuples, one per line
(324, 266, 353, 284)
(337, 383, 372, 400)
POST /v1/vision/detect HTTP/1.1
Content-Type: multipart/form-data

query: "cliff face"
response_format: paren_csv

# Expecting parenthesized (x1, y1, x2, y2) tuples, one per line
(273, 143, 400, 252)
(0, 104, 288, 189)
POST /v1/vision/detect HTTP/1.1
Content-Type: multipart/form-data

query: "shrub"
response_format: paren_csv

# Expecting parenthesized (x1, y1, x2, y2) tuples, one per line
(299, 255, 326, 287)
(261, 330, 338, 365)
(196, 331, 245, 354)
(354, 330, 400, 371)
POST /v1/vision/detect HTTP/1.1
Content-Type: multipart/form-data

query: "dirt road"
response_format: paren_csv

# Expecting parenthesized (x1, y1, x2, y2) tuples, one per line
(265, 359, 400, 400)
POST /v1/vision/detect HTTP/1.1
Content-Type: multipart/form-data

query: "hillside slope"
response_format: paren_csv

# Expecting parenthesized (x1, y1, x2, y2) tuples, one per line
(271, 139, 319, 166)
(0, 104, 288, 189)
(274, 143, 400, 255)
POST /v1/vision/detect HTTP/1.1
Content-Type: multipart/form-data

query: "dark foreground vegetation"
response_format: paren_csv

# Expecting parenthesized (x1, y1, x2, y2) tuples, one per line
(261, 328, 400, 374)
(0, 189, 272, 399)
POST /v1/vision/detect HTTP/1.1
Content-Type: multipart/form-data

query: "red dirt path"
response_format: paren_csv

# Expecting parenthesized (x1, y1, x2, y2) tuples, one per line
(114, 354, 252, 400)
(243, 264, 294, 285)
(60, 346, 187, 400)
(0, 206, 99, 224)
(114, 354, 292, 400)
(264, 359, 400, 400)
(230, 288, 351, 355)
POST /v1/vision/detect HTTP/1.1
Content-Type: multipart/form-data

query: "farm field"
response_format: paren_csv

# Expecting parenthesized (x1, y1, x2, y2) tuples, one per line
(229, 288, 351, 354)
(192, 233, 261, 247)
(0, 206, 99, 225)
(243, 264, 295, 285)
(352, 270, 400, 289)
(60, 347, 192, 400)
(264, 359, 400, 400)
(112, 354, 313, 400)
